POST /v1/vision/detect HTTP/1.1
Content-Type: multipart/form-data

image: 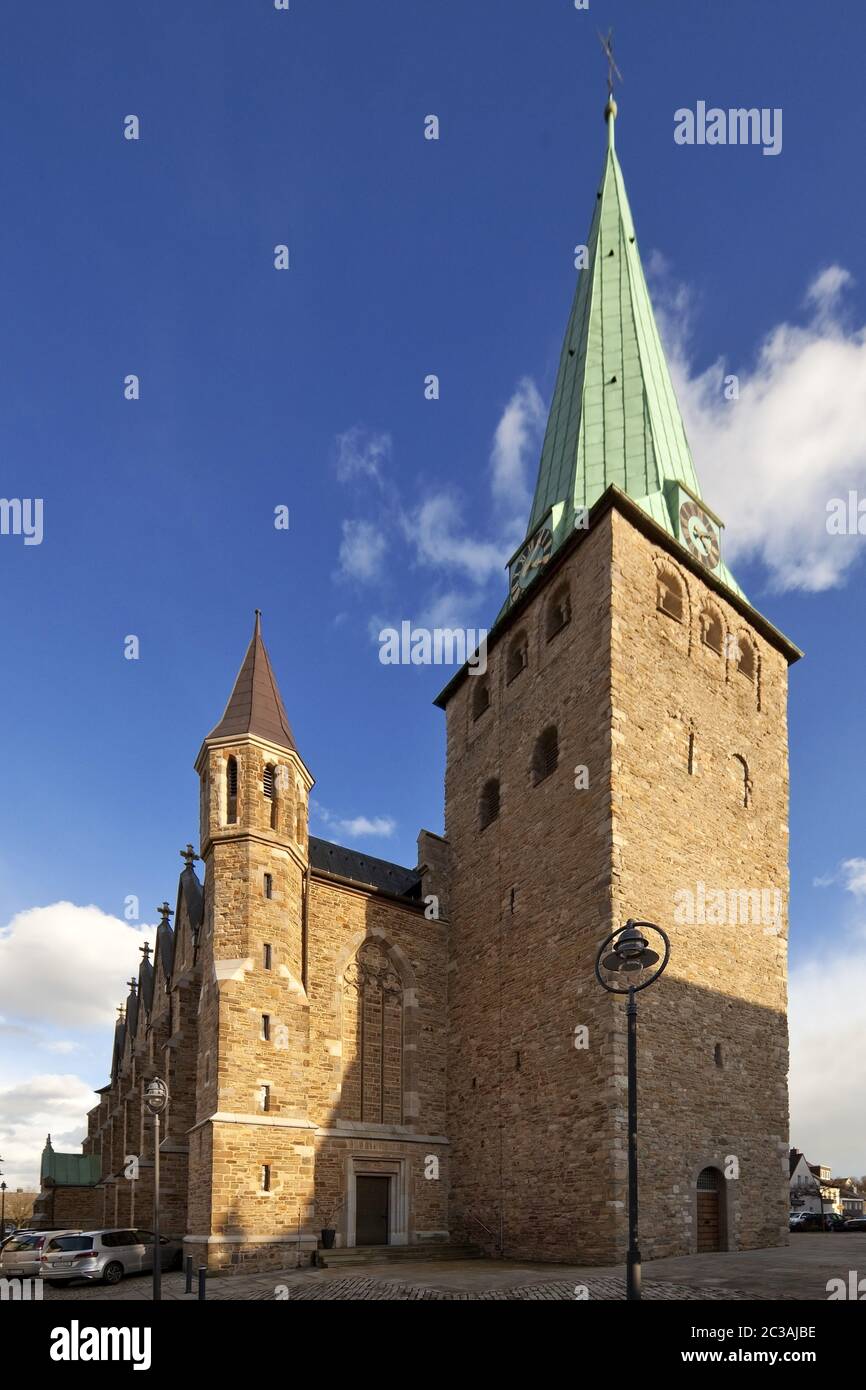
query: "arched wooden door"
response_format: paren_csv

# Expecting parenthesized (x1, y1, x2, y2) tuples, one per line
(696, 1167, 724, 1252)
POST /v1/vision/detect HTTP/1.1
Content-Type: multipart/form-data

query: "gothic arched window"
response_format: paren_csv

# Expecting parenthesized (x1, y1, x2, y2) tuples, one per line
(506, 632, 528, 684)
(341, 940, 404, 1125)
(479, 778, 500, 830)
(264, 763, 278, 829)
(737, 636, 756, 682)
(532, 726, 559, 786)
(700, 607, 723, 655)
(472, 678, 491, 722)
(226, 756, 238, 824)
(657, 568, 684, 623)
(546, 586, 572, 641)
(731, 754, 751, 808)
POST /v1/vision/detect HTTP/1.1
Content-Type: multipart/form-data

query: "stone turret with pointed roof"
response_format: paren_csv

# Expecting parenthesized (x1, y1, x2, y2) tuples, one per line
(190, 612, 315, 1253)
(208, 611, 297, 751)
(196, 610, 312, 859)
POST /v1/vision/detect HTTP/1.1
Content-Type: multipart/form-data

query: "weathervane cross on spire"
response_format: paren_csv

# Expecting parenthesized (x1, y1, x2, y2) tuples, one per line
(597, 27, 623, 100)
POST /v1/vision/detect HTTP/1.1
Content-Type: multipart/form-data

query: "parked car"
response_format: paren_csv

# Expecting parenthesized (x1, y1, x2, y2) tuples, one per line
(791, 1211, 843, 1232)
(842, 1217, 866, 1231)
(0, 1230, 80, 1279)
(40, 1228, 183, 1285)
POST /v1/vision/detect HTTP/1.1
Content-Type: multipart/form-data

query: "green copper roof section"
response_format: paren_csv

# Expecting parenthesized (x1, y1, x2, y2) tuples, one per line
(41, 1139, 101, 1187)
(524, 105, 745, 601)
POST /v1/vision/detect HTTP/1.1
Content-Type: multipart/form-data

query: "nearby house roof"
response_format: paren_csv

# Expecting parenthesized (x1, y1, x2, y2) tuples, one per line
(207, 611, 297, 752)
(808, 1164, 838, 1188)
(309, 836, 422, 899)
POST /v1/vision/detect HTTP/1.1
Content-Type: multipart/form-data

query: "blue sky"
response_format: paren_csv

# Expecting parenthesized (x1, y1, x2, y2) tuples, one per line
(1, 1, 865, 1185)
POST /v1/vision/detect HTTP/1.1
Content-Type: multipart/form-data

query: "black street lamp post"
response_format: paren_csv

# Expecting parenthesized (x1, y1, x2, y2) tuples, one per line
(595, 919, 670, 1302)
(144, 1078, 169, 1302)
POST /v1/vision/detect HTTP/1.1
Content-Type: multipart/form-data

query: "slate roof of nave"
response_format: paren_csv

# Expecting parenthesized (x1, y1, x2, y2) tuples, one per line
(309, 836, 422, 899)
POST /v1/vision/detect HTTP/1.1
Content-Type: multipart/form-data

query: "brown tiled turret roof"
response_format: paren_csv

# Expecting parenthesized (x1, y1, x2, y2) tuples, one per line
(207, 611, 297, 752)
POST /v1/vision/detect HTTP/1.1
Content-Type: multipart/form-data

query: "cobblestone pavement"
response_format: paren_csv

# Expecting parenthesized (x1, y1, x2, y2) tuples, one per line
(40, 1270, 761, 1302)
(269, 1277, 760, 1301)
(40, 1236, 864, 1302)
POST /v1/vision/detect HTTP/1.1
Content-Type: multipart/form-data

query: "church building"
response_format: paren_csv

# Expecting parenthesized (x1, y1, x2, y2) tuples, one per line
(52, 99, 801, 1270)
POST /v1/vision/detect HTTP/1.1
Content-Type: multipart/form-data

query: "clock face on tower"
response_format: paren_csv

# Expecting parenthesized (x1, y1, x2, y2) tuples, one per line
(509, 524, 553, 603)
(679, 498, 721, 571)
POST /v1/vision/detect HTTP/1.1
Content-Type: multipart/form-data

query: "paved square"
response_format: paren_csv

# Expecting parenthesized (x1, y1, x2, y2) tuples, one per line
(39, 1234, 866, 1302)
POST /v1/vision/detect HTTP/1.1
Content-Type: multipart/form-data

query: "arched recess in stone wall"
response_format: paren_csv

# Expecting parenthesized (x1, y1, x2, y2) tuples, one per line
(653, 554, 693, 653)
(333, 932, 419, 1128)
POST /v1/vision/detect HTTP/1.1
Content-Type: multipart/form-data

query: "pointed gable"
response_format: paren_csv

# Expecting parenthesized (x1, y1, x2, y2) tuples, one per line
(207, 611, 297, 752)
(110, 1013, 126, 1082)
(138, 950, 155, 1016)
(156, 913, 175, 986)
(172, 863, 204, 976)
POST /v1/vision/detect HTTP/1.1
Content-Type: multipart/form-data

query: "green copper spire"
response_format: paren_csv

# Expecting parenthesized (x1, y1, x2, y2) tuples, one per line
(523, 99, 744, 600)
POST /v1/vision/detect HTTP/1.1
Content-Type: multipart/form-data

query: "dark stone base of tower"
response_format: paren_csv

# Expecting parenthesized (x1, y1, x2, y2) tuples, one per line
(55, 102, 799, 1271)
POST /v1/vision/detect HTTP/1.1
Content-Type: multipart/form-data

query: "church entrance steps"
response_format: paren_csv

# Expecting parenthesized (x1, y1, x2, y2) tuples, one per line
(315, 1243, 484, 1268)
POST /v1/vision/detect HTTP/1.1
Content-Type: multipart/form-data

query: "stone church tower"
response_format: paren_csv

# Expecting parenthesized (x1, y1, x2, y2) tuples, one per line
(437, 100, 801, 1262)
(66, 100, 799, 1271)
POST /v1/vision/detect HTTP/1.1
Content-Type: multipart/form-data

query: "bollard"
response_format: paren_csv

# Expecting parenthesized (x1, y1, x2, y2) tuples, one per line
(185, 1256, 193, 1294)
(198, 1265, 207, 1301)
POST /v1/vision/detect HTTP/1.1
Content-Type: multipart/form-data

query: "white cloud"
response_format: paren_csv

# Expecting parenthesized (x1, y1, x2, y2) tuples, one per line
(312, 801, 396, 841)
(789, 947, 866, 1173)
(338, 519, 386, 582)
(490, 377, 546, 518)
(335, 426, 391, 485)
(841, 858, 866, 898)
(0, 902, 156, 1030)
(335, 815, 396, 839)
(403, 493, 504, 584)
(810, 859, 866, 897)
(805, 266, 854, 319)
(0, 1073, 98, 1189)
(415, 589, 490, 632)
(656, 261, 866, 592)
(403, 379, 544, 587)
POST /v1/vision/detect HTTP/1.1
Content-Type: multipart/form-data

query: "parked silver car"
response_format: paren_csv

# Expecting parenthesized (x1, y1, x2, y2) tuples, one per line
(0, 1230, 80, 1279)
(40, 1228, 183, 1285)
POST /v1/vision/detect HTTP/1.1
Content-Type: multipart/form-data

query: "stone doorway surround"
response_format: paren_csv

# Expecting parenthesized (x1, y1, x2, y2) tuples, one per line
(345, 1155, 409, 1248)
(689, 1157, 733, 1253)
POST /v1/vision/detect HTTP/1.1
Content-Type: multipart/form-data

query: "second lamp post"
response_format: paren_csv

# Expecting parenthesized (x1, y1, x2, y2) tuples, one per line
(595, 919, 670, 1301)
